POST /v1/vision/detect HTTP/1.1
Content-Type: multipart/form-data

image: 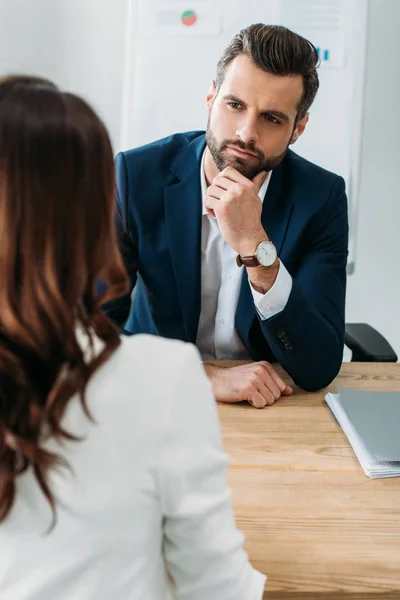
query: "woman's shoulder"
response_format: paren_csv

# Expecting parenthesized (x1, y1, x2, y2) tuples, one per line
(117, 334, 200, 370)
(89, 334, 203, 407)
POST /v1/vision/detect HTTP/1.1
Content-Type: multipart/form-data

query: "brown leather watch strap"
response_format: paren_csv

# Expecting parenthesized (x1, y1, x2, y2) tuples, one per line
(236, 254, 259, 267)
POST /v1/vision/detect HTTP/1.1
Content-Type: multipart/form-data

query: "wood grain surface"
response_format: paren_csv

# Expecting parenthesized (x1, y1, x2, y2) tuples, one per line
(209, 362, 400, 599)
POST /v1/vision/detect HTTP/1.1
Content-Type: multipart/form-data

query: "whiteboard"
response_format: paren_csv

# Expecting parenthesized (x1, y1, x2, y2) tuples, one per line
(121, 0, 369, 270)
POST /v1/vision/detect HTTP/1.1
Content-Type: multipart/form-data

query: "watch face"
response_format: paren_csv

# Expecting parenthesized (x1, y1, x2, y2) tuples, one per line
(256, 241, 277, 267)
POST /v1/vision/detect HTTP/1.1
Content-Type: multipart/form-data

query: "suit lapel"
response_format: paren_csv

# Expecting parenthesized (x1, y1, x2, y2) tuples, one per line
(235, 156, 294, 355)
(164, 135, 206, 343)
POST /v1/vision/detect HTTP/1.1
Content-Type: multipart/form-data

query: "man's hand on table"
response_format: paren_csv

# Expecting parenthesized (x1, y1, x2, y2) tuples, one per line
(204, 362, 293, 408)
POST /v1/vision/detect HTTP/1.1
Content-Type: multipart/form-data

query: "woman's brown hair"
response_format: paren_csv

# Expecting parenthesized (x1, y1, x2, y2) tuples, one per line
(0, 76, 128, 524)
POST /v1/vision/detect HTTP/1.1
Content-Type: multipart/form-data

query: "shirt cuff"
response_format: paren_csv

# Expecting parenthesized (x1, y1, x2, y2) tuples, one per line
(250, 261, 293, 321)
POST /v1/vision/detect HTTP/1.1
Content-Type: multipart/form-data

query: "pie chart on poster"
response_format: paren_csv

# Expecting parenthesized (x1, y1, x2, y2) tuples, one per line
(181, 10, 197, 27)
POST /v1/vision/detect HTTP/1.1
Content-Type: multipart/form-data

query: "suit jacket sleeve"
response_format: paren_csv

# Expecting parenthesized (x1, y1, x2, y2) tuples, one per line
(258, 177, 348, 391)
(102, 152, 138, 328)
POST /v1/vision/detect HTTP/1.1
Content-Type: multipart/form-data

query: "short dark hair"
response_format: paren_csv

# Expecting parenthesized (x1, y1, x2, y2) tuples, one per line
(215, 24, 320, 120)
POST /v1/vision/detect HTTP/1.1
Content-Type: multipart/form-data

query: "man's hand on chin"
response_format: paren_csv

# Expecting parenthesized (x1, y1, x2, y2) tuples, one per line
(204, 362, 293, 409)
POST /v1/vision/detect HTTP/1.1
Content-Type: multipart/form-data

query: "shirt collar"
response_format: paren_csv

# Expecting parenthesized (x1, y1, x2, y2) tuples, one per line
(200, 148, 272, 216)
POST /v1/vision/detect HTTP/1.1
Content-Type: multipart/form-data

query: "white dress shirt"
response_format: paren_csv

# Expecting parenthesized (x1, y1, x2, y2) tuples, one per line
(196, 150, 293, 360)
(0, 334, 266, 600)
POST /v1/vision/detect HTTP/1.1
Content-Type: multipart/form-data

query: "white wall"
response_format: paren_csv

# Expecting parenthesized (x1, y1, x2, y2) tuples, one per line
(0, 0, 128, 150)
(346, 0, 400, 358)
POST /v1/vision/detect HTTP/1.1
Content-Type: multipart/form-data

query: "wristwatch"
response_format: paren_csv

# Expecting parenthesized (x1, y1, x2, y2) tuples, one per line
(236, 240, 278, 268)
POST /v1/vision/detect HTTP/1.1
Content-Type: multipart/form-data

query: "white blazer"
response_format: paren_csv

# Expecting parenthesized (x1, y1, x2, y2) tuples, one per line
(0, 334, 266, 600)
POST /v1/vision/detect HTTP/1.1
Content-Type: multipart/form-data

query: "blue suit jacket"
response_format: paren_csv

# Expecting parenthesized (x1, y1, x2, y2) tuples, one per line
(106, 131, 348, 391)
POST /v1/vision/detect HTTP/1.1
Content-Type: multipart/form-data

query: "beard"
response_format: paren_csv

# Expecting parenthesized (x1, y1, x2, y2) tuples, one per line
(206, 120, 289, 180)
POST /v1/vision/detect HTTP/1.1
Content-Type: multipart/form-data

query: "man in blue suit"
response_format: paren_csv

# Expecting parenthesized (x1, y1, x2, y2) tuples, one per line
(105, 24, 348, 407)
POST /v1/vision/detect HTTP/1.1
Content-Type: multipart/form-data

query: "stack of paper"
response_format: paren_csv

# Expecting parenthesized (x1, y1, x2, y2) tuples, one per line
(325, 387, 400, 479)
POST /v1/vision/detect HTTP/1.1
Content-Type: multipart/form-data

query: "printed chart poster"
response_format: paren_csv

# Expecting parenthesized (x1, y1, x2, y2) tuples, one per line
(141, 0, 222, 36)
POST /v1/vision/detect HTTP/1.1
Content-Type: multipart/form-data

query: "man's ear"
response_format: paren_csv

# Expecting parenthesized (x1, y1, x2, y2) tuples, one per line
(290, 113, 309, 145)
(206, 80, 217, 113)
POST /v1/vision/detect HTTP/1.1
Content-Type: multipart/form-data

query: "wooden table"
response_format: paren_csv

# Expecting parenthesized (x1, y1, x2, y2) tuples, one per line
(214, 362, 400, 600)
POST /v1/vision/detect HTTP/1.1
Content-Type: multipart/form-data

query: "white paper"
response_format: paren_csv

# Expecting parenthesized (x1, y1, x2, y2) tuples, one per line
(280, 0, 346, 68)
(141, 0, 222, 36)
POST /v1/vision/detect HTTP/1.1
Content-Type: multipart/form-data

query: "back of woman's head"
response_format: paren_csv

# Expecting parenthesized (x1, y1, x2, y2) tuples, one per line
(0, 75, 128, 523)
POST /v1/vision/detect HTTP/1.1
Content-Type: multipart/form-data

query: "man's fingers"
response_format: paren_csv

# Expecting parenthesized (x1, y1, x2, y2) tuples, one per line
(219, 166, 249, 184)
(259, 386, 275, 407)
(254, 364, 281, 400)
(282, 385, 294, 396)
(263, 362, 288, 394)
(211, 175, 237, 191)
(206, 180, 240, 203)
(205, 207, 216, 218)
(204, 195, 218, 213)
(248, 390, 269, 409)
(261, 361, 292, 396)
(263, 379, 281, 401)
(207, 184, 224, 200)
(249, 379, 275, 406)
(254, 361, 293, 400)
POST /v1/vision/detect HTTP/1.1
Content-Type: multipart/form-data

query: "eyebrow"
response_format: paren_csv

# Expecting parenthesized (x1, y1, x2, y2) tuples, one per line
(222, 94, 290, 122)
